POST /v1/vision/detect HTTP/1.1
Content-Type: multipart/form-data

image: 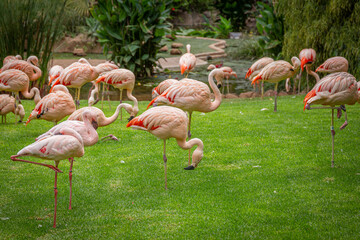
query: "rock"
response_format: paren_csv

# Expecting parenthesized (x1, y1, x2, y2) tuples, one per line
(159, 45, 168, 52)
(225, 93, 238, 99)
(239, 91, 255, 98)
(73, 48, 86, 56)
(264, 90, 276, 97)
(171, 43, 183, 48)
(278, 91, 288, 96)
(54, 33, 102, 54)
(170, 49, 182, 55)
(165, 34, 176, 40)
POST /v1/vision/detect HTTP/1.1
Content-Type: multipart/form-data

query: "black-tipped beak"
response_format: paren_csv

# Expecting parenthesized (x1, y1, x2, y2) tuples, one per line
(307, 61, 312, 64)
(184, 165, 195, 170)
(128, 116, 135, 122)
(217, 84, 222, 89)
(92, 120, 98, 130)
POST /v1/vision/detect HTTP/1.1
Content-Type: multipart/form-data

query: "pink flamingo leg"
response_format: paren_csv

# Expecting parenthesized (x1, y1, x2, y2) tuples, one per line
(163, 140, 167, 190)
(68, 158, 74, 210)
(53, 161, 59, 228)
(10, 156, 62, 173)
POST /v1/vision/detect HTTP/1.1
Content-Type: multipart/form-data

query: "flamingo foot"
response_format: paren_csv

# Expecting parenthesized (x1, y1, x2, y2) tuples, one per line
(340, 121, 348, 130)
(331, 128, 335, 136)
(305, 104, 311, 110)
(184, 165, 195, 170)
(101, 134, 119, 141)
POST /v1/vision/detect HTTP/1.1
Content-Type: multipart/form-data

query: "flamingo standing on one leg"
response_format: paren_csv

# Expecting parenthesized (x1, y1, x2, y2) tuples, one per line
(207, 64, 237, 95)
(179, 44, 196, 78)
(95, 69, 139, 119)
(36, 110, 98, 209)
(1, 56, 42, 81)
(299, 48, 319, 93)
(26, 85, 76, 125)
(11, 127, 84, 228)
(152, 79, 179, 99)
(50, 63, 99, 109)
(127, 106, 204, 189)
(0, 69, 41, 106)
(252, 57, 301, 112)
(316, 56, 349, 74)
(303, 72, 358, 167)
(148, 69, 224, 165)
(0, 94, 25, 123)
(68, 104, 135, 140)
(245, 57, 274, 98)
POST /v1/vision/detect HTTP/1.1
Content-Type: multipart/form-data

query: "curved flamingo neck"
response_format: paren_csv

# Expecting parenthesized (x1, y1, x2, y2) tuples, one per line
(101, 103, 126, 126)
(21, 87, 41, 104)
(29, 65, 42, 81)
(306, 66, 320, 82)
(207, 69, 222, 112)
(176, 138, 203, 151)
(126, 88, 139, 116)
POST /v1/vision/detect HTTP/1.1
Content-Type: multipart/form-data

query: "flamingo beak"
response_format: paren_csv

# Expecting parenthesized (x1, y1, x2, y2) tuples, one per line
(245, 69, 252, 79)
(300, 58, 307, 71)
(180, 64, 187, 75)
(25, 114, 32, 126)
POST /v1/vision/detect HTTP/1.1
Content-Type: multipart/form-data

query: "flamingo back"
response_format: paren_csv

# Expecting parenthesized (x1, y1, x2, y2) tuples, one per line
(315, 57, 349, 73)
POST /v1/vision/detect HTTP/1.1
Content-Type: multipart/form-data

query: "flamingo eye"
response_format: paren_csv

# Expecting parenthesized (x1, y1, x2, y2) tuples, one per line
(290, 68, 294, 71)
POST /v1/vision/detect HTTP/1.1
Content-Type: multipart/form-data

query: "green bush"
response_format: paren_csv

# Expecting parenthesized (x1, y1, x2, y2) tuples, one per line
(256, 2, 284, 59)
(204, 15, 233, 39)
(91, 0, 172, 77)
(0, 0, 67, 87)
(277, 0, 360, 78)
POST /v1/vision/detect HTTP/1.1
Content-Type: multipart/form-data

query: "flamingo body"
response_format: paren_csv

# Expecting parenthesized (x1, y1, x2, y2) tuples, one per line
(179, 44, 196, 76)
(316, 57, 349, 73)
(1, 56, 42, 81)
(152, 79, 178, 99)
(0, 94, 25, 123)
(245, 57, 274, 79)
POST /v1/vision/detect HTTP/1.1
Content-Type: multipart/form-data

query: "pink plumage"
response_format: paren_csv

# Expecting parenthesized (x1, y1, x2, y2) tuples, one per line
(316, 56, 349, 73)
(179, 44, 196, 76)
(1, 56, 42, 81)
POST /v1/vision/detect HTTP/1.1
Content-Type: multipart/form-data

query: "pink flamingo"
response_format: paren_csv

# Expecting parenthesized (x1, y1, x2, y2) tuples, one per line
(304, 72, 358, 167)
(95, 69, 139, 119)
(252, 57, 301, 112)
(0, 94, 25, 123)
(299, 48, 319, 92)
(127, 106, 204, 189)
(11, 127, 84, 228)
(316, 56, 349, 73)
(50, 62, 99, 109)
(1, 56, 42, 81)
(152, 79, 179, 99)
(207, 64, 237, 94)
(179, 44, 196, 77)
(48, 65, 64, 86)
(36, 110, 98, 210)
(26, 85, 75, 125)
(245, 57, 274, 97)
(148, 69, 223, 165)
(3, 54, 22, 65)
(0, 69, 41, 104)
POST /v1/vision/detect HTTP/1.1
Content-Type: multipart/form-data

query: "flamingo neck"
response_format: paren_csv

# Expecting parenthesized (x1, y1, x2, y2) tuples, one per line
(306, 66, 320, 82)
(208, 70, 222, 112)
(176, 138, 204, 167)
(21, 87, 41, 104)
(101, 103, 125, 126)
(126, 88, 139, 116)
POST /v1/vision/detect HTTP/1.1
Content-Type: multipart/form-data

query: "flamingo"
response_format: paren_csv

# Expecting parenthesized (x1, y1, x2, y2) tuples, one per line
(89, 61, 119, 108)
(0, 69, 41, 104)
(3, 54, 22, 65)
(26, 85, 76, 125)
(1, 56, 42, 81)
(251, 57, 301, 112)
(303, 72, 358, 167)
(0, 94, 25, 123)
(207, 64, 237, 95)
(148, 69, 224, 165)
(152, 79, 178, 99)
(316, 56, 349, 74)
(50, 62, 99, 109)
(358, 82, 360, 103)
(95, 69, 139, 119)
(179, 44, 196, 78)
(11, 127, 84, 228)
(299, 48, 319, 92)
(127, 106, 204, 189)
(48, 65, 64, 86)
(245, 57, 274, 98)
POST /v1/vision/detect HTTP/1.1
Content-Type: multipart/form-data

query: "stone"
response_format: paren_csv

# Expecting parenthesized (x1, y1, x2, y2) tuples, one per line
(278, 91, 288, 96)
(165, 34, 176, 40)
(171, 43, 183, 48)
(170, 49, 182, 55)
(225, 93, 238, 99)
(239, 91, 255, 98)
(264, 90, 276, 97)
(73, 48, 86, 56)
(159, 45, 168, 52)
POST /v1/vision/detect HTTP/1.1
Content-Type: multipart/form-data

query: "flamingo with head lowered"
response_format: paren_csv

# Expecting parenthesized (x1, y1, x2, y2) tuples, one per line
(245, 57, 274, 98)
(1, 55, 42, 81)
(0, 94, 25, 123)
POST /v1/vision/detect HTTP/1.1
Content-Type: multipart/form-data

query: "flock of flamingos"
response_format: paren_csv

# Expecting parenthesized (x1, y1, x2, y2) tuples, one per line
(0, 44, 359, 228)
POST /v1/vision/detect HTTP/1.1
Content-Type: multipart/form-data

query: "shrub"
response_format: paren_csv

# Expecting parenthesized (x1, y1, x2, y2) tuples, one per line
(90, 0, 172, 77)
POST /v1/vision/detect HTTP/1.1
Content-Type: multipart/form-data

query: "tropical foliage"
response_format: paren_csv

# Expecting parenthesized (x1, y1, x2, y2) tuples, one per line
(0, 0, 67, 87)
(90, 0, 172, 77)
(256, 2, 284, 59)
(277, 0, 360, 78)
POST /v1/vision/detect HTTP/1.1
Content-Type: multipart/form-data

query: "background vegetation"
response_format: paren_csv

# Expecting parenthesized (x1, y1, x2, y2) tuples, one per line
(277, 0, 360, 78)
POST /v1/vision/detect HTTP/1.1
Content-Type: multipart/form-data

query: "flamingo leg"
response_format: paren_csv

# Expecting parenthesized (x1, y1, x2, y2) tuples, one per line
(188, 112, 192, 166)
(68, 158, 74, 210)
(77, 88, 81, 109)
(163, 139, 168, 190)
(226, 77, 230, 94)
(274, 82, 279, 112)
(107, 85, 111, 110)
(100, 134, 119, 141)
(10, 156, 63, 172)
(339, 105, 348, 130)
(331, 109, 335, 168)
(101, 83, 105, 110)
(261, 80, 264, 100)
(298, 76, 301, 94)
(119, 89, 123, 121)
(306, 71, 309, 93)
(53, 161, 59, 228)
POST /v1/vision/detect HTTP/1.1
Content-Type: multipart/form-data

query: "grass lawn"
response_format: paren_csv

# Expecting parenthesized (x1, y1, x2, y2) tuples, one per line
(1, 96, 360, 239)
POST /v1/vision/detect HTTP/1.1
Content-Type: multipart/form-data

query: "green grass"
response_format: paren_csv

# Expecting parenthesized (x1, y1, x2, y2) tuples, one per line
(1, 96, 360, 239)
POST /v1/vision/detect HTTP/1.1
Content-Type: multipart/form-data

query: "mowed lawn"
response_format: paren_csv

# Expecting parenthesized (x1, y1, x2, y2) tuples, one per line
(0, 96, 359, 239)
